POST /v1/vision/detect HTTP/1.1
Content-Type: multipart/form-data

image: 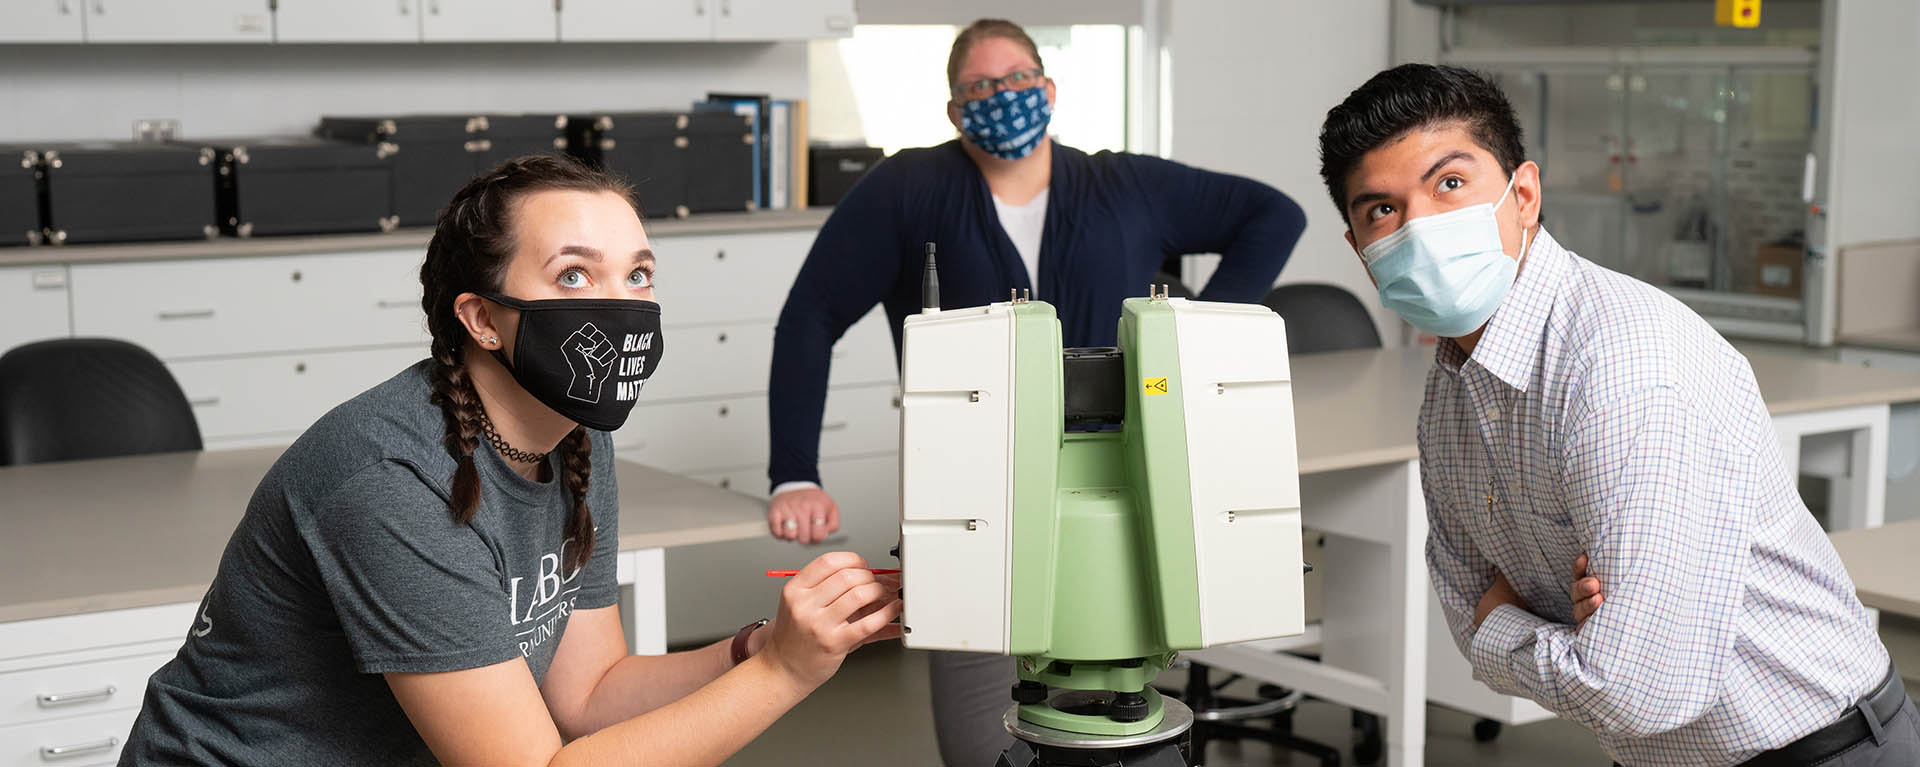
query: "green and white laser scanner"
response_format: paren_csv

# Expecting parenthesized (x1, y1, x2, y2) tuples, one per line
(897, 266, 1307, 746)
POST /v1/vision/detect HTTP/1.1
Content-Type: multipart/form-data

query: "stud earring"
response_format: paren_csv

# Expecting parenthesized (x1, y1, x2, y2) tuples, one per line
(482, 335, 498, 345)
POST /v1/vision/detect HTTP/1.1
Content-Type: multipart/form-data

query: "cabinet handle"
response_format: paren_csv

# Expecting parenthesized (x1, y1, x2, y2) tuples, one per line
(717, 406, 730, 417)
(37, 685, 115, 707)
(57, 0, 73, 15)
(90, 0, 102, 14)
(399, 0, 409, 14)
(376, 299, 414, 309)
(821, 421, 849, 432)
(41, 738, 116, 760)
(716, 332, 728, 343)
(158, 309, 215, 321)
(720, 0, 729, 16)
(694, 0, 704, 16)
(428, 0, 438, 14)
(189, 396, 220, 407)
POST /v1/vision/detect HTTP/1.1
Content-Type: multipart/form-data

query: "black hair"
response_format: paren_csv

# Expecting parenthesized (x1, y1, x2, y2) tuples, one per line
(1318, 64, 1526, 225)
(420, 154, 637, 573)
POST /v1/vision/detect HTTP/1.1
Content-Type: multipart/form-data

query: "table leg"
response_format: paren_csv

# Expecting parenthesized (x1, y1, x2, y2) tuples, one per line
(1773, 404, 1889, 531)
(616, 548, 668, 655)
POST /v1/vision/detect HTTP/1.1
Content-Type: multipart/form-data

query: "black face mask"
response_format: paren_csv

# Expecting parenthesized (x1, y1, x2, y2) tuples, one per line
(481, 293, 664, 432)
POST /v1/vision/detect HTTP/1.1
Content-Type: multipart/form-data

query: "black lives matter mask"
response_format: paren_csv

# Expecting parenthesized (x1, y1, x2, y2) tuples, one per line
(482, 293, 665, 432)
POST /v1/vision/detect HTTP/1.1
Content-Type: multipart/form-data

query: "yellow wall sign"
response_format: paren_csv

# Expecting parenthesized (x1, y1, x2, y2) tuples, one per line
(1716, 0, 1760, 28)
(1144, 377, 1170, 395)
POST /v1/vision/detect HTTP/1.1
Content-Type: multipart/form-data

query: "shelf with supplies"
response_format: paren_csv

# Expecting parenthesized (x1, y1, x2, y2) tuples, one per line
(0, 0, 855, 44)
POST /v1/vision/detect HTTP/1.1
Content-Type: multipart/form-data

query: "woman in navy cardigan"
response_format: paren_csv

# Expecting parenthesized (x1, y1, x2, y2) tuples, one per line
(766, 20, 1307, 765)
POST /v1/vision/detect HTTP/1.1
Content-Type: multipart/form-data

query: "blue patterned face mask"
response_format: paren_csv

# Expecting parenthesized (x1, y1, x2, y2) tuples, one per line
(958, 86, 1052, 161)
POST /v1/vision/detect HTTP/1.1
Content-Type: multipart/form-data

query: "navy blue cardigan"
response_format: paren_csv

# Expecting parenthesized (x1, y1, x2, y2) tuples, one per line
(768, 140, 1306, 489)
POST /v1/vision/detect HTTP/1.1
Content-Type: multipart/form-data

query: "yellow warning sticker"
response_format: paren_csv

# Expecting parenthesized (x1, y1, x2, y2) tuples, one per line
(1144, 377, 1170, 395)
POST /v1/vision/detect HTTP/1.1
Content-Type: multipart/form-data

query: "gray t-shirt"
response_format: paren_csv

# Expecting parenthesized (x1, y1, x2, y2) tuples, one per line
(121, 361, 620, 765)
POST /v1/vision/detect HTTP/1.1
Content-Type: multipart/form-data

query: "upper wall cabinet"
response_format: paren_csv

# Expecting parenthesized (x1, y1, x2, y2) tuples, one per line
(710, 0, 853, 41)
(421, 0, 554, 42)
(559, 0, 708, 42)
(83, 0, 272, 43)
(1, 0, 87, 42)
(277, 0, 421, 43)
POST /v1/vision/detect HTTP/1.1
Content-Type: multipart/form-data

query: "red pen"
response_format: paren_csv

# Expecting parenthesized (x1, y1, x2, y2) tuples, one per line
(765, 568, 900, 577)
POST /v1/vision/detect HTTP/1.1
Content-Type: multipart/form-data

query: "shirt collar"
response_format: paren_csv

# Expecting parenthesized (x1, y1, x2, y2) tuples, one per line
(1467, 227, 1570, 392)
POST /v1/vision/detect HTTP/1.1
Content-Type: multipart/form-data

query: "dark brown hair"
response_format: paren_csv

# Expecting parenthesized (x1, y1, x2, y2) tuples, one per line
(1319, 64, 1527, 225)
(946, 18, 1045, 94)
(419, 154, 638, 572)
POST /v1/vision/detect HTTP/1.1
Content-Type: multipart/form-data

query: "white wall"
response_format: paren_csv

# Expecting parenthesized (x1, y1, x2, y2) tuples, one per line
(0, 42, 809, 142)
(1166, 0, 1401, 346)
(1826, 0, 1920, 249)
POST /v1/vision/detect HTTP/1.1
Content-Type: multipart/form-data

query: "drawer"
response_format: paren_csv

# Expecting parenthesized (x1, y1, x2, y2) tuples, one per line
(0, 266, 73, 357)
(642, 322, 774, 403)
(669, 454, 900, 643)
(0, 652, 171, 729)
(169, 346, 427, 442)
(0, 706, 138, 767)
(827, 308, 896, 388)
(819, 384, 899, 459)
(689, 466, 773, 500)
(648, 231, 811, 327)
(613, 395, 769, 474)
(69, 249, 428, 360)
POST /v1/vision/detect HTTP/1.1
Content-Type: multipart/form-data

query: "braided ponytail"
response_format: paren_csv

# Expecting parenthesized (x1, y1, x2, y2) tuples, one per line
(418, 154, 637, 564)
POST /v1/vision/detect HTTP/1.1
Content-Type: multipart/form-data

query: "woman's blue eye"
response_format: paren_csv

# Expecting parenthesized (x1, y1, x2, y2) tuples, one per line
(627, 269, 651, 288)
(559, 268, 587, 288)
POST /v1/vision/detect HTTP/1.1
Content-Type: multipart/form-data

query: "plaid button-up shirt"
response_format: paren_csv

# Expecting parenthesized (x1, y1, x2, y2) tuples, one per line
(1420, 229, 1888, 766)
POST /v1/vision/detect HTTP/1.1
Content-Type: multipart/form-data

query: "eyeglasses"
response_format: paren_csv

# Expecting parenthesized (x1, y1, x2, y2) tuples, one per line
(953, 68, 1047, 101)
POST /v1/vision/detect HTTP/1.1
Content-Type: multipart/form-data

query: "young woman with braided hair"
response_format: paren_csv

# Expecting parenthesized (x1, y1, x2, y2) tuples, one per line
(122, 155, 902, 766)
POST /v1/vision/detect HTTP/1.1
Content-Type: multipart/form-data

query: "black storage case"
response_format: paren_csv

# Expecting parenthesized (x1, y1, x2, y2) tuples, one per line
(204, 137, 397, 237)
(808, 145, 885, 208)
(0, 146, 45, 247)
(320, 114, 570, 227)
(570, 111, 753, 218)
(41, 142, 219, 245)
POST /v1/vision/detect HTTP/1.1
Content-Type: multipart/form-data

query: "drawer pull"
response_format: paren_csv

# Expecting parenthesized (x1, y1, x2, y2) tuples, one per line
(715, 249, 726, 261)
(376, 299, 414, 309)
(717, 406, 730, 417)
(37, 685, 116, 707)
(821, 421, 850, 432)
(157, 309, 215, 321)
(41, 737, 116, 759)
(189, 396, 220, 407)
(717, 332, 728, 344)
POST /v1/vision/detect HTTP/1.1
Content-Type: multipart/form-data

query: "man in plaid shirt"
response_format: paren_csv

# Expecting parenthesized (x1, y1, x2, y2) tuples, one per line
(1317, 64, 1914, 766)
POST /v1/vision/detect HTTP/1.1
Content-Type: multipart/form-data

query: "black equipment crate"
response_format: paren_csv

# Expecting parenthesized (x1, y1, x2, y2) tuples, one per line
(569, 111, 753, 218)
(808, 145, 884, 208)
(320, 114, 569, 227)
(0, 146, 45, 247)
(41, 142, 219, 245)
(207, 136, 397, 237)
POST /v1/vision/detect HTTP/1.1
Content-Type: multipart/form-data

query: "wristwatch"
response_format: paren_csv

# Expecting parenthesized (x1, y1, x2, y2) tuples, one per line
(731, 618, 769, 666)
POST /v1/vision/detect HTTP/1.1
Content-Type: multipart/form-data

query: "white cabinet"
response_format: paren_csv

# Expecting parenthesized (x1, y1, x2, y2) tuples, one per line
(0, 0, 86, 42)
(82, 0, 271, 43)
(559, 0, 707, 42)
(647, 230, 810, 327)
(710, 0, 852, 41)
(170, 346, 427, 447)
(0, 603, 195, 767)
(0, 266, 72, 357)
(420, 0, 553, 42)
(276, 0, 420, 42)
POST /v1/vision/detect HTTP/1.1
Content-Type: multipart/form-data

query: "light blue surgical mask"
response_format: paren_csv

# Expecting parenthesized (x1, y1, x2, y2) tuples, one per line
(1359, 173, 1531, 338)
(959, 86, 1052, 161)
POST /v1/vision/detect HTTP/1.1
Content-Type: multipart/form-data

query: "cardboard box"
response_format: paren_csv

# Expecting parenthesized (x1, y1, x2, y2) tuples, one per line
(1755, 242, 1803, 298)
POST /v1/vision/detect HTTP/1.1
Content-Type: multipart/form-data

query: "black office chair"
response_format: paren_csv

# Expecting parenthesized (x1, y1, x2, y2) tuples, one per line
(1260, 282, 1383, 354)
(0, 338, 202, 465)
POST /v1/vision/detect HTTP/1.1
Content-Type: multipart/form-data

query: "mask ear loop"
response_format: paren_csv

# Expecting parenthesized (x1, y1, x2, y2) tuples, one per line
(1495, 171, 1535, 264)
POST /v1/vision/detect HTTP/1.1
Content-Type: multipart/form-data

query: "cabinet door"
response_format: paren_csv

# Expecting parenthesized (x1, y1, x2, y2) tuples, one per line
(710, 0, 851, 41)
(83, 0, 271, 42)
(0, 0, 86, 42)
(276, 0, 419, 42)
(560, 0, 709, 42)
(420, 0, 554, 41)
(647, 230, 811, 327)
(0, 266, 71, 357)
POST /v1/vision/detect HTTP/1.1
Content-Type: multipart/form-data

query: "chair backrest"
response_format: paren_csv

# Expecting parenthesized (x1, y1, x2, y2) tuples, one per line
(1259, 283, 1382, 355)
(0, 338, 202, 465)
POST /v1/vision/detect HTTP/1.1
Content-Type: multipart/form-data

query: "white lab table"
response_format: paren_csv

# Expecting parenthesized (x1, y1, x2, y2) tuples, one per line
(1186, 344, 1920, 766)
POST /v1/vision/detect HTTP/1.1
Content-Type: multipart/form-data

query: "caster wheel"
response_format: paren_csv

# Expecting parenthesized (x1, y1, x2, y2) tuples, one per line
(1473, 718, 1503, 742)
